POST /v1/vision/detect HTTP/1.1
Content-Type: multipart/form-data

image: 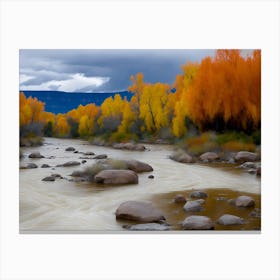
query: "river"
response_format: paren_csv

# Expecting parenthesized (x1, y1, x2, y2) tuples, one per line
(19, 137, 261, 232)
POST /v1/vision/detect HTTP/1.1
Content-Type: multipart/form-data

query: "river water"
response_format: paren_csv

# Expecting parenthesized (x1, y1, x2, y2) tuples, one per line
(19, 137, 261, 232)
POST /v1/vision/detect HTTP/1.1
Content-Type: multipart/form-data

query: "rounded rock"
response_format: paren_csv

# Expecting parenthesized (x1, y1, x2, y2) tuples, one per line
(181, 215, 214, 230)
(217, 214, 245, 225)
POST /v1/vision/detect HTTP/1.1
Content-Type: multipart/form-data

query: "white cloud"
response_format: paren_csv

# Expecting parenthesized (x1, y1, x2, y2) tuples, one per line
(19, 73, 110, 92)
(19, 74, 34, 84)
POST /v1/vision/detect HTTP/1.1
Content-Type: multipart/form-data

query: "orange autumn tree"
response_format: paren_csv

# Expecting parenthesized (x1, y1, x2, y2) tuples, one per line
(184, 50, 261, 132)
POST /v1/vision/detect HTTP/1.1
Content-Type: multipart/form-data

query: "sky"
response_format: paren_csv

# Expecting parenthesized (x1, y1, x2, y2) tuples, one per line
(19, 49, 217, 92)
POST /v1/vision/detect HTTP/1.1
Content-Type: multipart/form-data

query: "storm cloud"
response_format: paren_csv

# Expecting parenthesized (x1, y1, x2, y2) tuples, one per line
(19, 49, 215, 92)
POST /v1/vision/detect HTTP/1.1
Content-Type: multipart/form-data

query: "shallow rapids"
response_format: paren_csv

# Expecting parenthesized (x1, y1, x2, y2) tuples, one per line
(19, 137, 260, 232)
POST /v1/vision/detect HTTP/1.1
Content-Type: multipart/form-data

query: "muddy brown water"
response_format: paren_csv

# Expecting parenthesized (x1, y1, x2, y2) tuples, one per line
(151, 189, 261, 231)
(20, 137, 261, 232)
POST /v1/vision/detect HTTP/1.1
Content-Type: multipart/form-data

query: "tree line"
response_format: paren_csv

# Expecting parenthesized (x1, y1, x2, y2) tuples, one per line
(20, 50, 261, 143)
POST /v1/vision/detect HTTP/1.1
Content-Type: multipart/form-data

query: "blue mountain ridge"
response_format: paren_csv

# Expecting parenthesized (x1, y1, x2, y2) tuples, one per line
(20, 90, 133, 114)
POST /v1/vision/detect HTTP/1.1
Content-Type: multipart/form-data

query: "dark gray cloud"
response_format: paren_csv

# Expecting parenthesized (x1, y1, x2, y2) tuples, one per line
(19, 49, 216, 92)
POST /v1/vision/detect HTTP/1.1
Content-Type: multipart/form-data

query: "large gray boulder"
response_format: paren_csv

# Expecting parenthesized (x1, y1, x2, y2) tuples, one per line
(183, 199, 205, 212)
(95, 169, 138, 185)
(42, 176, 55, 182)
(170, 150, 195, 164)
(181, 215, 214, 230)
(234, 151, 258, 163)
(116, 201, 165, 222)
(217, 214, 245, 225)
(199, 152, 219, 162)
(28, 152, 44, 158)
(123, 223, 170, 231)
(125, 160, 153, 173)
(235, 195, 255, 207)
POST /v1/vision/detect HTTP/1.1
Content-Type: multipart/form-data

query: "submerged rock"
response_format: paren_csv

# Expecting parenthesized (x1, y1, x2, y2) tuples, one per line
(148, 175, 154, 179)
(116, 201, 165, 222)
(93, 154, 108, 159)
(181, 215, 214, 230)
(83, 151, 95, 155)
(249, 208, 261, 218)
(95, 169, 138, 185)
(41, 164, 50, 168)
(217, 214, 245, 225)
(28, 152, 44, 158)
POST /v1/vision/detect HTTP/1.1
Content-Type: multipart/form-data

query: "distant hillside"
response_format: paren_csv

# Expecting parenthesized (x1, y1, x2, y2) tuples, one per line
(20, 90, 133, 114)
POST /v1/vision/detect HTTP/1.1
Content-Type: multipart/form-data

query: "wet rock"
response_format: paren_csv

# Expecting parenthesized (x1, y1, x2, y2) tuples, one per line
(82, 160, 87, 164)
(148, 175, 154, 179)
(116, 201, 165, 222)
(20, 163, 38, 169)
(247, 169, 256, 174)
(123, 223, 170, 231)
(235, 195, 255, 207)
(42, 176, 55, 182)
(199, 152, 219, 162)
(84, 151, 95, 155)
(28, 152, 44, 158)
(217, 214, 245, 225)
(41, 164, 50, 168)
(249, 208, 261, 218)
(65, 147, 75, 151)
(51, 173, 63, 179)
(73, 151, 79, 154)
(181, 215, 214, 230)
(93, 154, 108, 159)
(170, 150, 195, 164)
(234, 151, 259, 163)
(113, 143, 146, 151)
(70, 170, 87, 177)
(173, 194, 186, 203)
(256, 167, 261, 177)
(183, 199, 205, 212)
(189, 191, 208, 199)
(95, 169, 138, 185)
(239, 162, 257, 169)
(125, 160, 153, 173)
(57, 161, 81, 167)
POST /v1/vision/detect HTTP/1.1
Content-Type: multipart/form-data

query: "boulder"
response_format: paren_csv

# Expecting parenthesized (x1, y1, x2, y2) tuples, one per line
(181, 215, 214, 230)
(199, 152, 219, 162)
(42, 176, 55, 182)
(65, 147, 75, 151)
(234, 151, 258, 163)
(235, 196, 255, 207)
(125, 160, 153, 173)
(28, 152, 44, 158)
(189, 191, 208, 199)
(93, 154, 108, 159)
(116, 201, 165, 222)
(217, 214, 244, 225)
(20, 163, 38, 169)
(173, 194, 186, 203)
(170, 150, 194, 164)
(148, 175, 154, 179)
(183, 199, 205, 212)
(70, 170, 87, 177)
(57, 161, 81, 167)
(84, 151, 95, 155)
(41, 164, 50, 168)
(123, 223, 170, 231)
(95, 169, 138, 185)
(51, 173, 63, 179)
(112, 143, 146, 151)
